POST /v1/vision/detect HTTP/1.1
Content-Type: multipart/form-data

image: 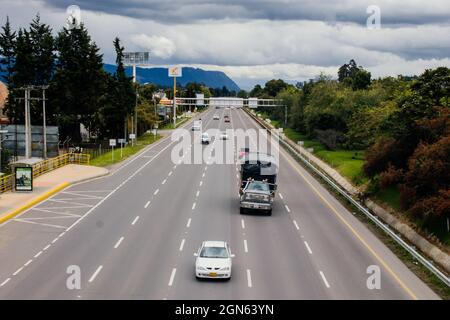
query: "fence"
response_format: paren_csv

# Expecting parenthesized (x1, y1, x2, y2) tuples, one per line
(0, 153, 90, 194)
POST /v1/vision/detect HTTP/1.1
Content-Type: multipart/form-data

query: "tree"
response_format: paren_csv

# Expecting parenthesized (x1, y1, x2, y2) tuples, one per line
(50, 23, 107, 142)
(352, 69, 371, 90)
(338, 59, 371, 90)
(237, 89, 248, 99)
(29, 14, 54, 86)
(0, 16, 16, 85)
(264, 79, 288, 97)
(249, 84, 263, 97)
(98, 37, 134, 139)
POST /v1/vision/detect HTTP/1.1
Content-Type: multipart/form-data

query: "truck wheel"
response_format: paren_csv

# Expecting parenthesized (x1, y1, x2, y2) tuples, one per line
(266, 209, 272, 216)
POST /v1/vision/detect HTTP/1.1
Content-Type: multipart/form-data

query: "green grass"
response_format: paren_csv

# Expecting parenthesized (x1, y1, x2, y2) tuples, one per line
(283, 128, 367, 185)
(375, 186, 401, 211)
(90, 134, 162, 167)
(159, 116, 190, 130)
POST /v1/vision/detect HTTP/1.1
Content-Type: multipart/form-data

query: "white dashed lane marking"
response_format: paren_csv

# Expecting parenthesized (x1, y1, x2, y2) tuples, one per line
(304, 241, 313, 254)
(244, 239, 248, 253)
(247, 269, 252, 288)
(179, 239, 185, 251)
(131, 216, 139, 225)
(114, 237, 125, 249)
(293, 220, 300, 230)
(144, 201, 150, 209)
(89, 265, 103, 283)
(320, 271, 330, 288)
(186, 218, 192, 228)
(154, 189, 159, 196)
(168, 268, 177, 286)
(284, 205, 291, 213)
(241, 219, 245, 229)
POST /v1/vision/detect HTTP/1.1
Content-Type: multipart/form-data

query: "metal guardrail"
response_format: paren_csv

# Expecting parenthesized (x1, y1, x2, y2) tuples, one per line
(0, 153, 90, 194)
(244, 108, 450, 287)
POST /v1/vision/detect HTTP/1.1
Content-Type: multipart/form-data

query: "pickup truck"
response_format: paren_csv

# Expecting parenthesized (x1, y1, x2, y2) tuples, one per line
(239, 152, 277, 216)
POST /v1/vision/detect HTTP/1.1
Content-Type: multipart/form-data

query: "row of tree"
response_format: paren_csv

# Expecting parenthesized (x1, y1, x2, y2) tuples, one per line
(0, 16, 229, 144)
(248, 61, 449, 229)
(0, 15, 136, 142)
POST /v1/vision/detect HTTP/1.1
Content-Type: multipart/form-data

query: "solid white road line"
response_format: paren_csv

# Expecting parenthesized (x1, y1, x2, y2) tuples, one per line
(293, 220, 300, 230)
(168, 171, 173, 176)
(179, 239, 185, 251)
(162, 179, 167, 185)
(89, 265, 103, 283)
(192, 202, 196, 210)
(144, 201, 151, 209)
(199, 181, 203, 187)
(241, 219, 245, 229)
(52, 238, 59, 244)
(320, 271, 330, 288)
(131, 216, 140, 225)
(34, 251, 42, 258)
(304, 241, 313, 254)
(279, 193, 284, 200)
(196, 190, 200, 197)
(244, 239, 248, 253)
(24, 259, 33, 267)
(168, 268, 177, 286)
(186, 218, 192, 228)
(114, 236, 125, 249)
(284, 205, 291, 213)
(43, 244, 51, 251)
(0, 278, 11, 287)
(13, 267, 23, 276)
(154, 189, 159, 196)
(247, 269, 252, 288)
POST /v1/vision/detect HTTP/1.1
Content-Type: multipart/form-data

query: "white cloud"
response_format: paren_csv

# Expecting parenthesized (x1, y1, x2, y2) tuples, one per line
(130, 34, 176, 59)
(1, 0, 450, 89)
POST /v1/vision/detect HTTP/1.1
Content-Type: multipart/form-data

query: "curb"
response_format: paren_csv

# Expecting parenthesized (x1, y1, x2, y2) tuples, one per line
(0, 182, 70, 225)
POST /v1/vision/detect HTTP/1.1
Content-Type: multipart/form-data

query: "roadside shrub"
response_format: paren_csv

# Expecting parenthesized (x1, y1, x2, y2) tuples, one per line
(379, 164, 403, 190)
(363, 136, 397, 177)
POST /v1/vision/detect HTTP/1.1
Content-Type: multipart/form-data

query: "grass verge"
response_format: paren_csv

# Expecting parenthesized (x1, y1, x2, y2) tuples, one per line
(90, 134, 162, 167)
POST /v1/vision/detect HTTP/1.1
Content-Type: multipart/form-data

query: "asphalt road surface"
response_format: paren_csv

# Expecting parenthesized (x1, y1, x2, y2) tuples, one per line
(0, 107, 439, 299)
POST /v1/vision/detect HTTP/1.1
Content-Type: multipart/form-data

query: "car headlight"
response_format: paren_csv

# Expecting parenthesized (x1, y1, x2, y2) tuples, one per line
(221, 267, 230, 271)
(196, 266, 206, 271)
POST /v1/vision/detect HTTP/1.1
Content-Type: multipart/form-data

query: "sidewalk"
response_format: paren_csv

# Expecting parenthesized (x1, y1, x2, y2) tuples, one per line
(0, 164, 109, 223)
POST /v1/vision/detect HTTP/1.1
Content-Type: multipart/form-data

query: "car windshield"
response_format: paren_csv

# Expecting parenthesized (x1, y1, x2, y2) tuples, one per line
(200, 246, 228, 258)
(247, 181, 270, 192)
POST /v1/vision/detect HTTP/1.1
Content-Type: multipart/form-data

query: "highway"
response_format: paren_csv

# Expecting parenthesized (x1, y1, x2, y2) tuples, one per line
(0, 107, 439, 300)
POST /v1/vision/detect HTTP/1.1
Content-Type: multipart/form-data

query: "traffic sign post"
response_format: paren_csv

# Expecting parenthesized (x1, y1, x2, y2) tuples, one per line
(109, 139, 116, 162)
(118, 138, 125, 159)
(168, 66, 182, 128)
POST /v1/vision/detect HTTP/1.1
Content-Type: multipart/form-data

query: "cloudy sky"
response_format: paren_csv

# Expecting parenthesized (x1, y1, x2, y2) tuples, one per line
(1, 0, 450, 89)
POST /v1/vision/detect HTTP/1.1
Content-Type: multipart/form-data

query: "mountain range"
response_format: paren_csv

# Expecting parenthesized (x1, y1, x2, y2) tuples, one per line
(103, 65, 240, 92)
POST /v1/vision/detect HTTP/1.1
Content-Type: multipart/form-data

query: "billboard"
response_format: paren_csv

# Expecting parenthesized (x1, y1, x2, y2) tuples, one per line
(168, 66, 182, 77)
(123, 52, 149, 66)
(15, 167, 33, 191)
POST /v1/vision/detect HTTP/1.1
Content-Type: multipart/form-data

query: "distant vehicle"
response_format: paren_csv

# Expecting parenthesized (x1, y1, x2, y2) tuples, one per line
(201, 132, 211, 144)
(220, 131, 229, 140)
(239, 152, 278, 215)
(224, 115, 230, 123)
(191, 120, 202, 131)
(194, 241, 234, 279)
(213, 114, 220, 120)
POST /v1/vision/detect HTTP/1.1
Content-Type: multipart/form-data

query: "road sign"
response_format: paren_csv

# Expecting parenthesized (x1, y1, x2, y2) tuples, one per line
(248, 97, 258, 109)
(129, 133, 136, 140)
(196, 93, 205, 106)
(168, 66, 182, 77)
(109, 139, 116, 147)
(118, 139, 125, 144)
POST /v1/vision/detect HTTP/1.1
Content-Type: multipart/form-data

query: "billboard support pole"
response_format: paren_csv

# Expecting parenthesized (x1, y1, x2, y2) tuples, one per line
(173, 77, 177, 128)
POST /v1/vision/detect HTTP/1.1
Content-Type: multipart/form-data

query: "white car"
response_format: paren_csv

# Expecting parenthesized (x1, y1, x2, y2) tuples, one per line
(213, 114, 220, 120)
(201, 132, 211, 144)
(195, 241, 234, 279)
(220, 131, 229, 140)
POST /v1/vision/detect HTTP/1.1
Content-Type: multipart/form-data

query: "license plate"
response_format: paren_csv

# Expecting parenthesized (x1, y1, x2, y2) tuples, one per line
(209, 272, 217, 277)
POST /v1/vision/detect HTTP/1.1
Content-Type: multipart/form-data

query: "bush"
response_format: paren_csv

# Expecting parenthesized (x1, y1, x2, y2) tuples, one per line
(363, 136, 397, 177)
